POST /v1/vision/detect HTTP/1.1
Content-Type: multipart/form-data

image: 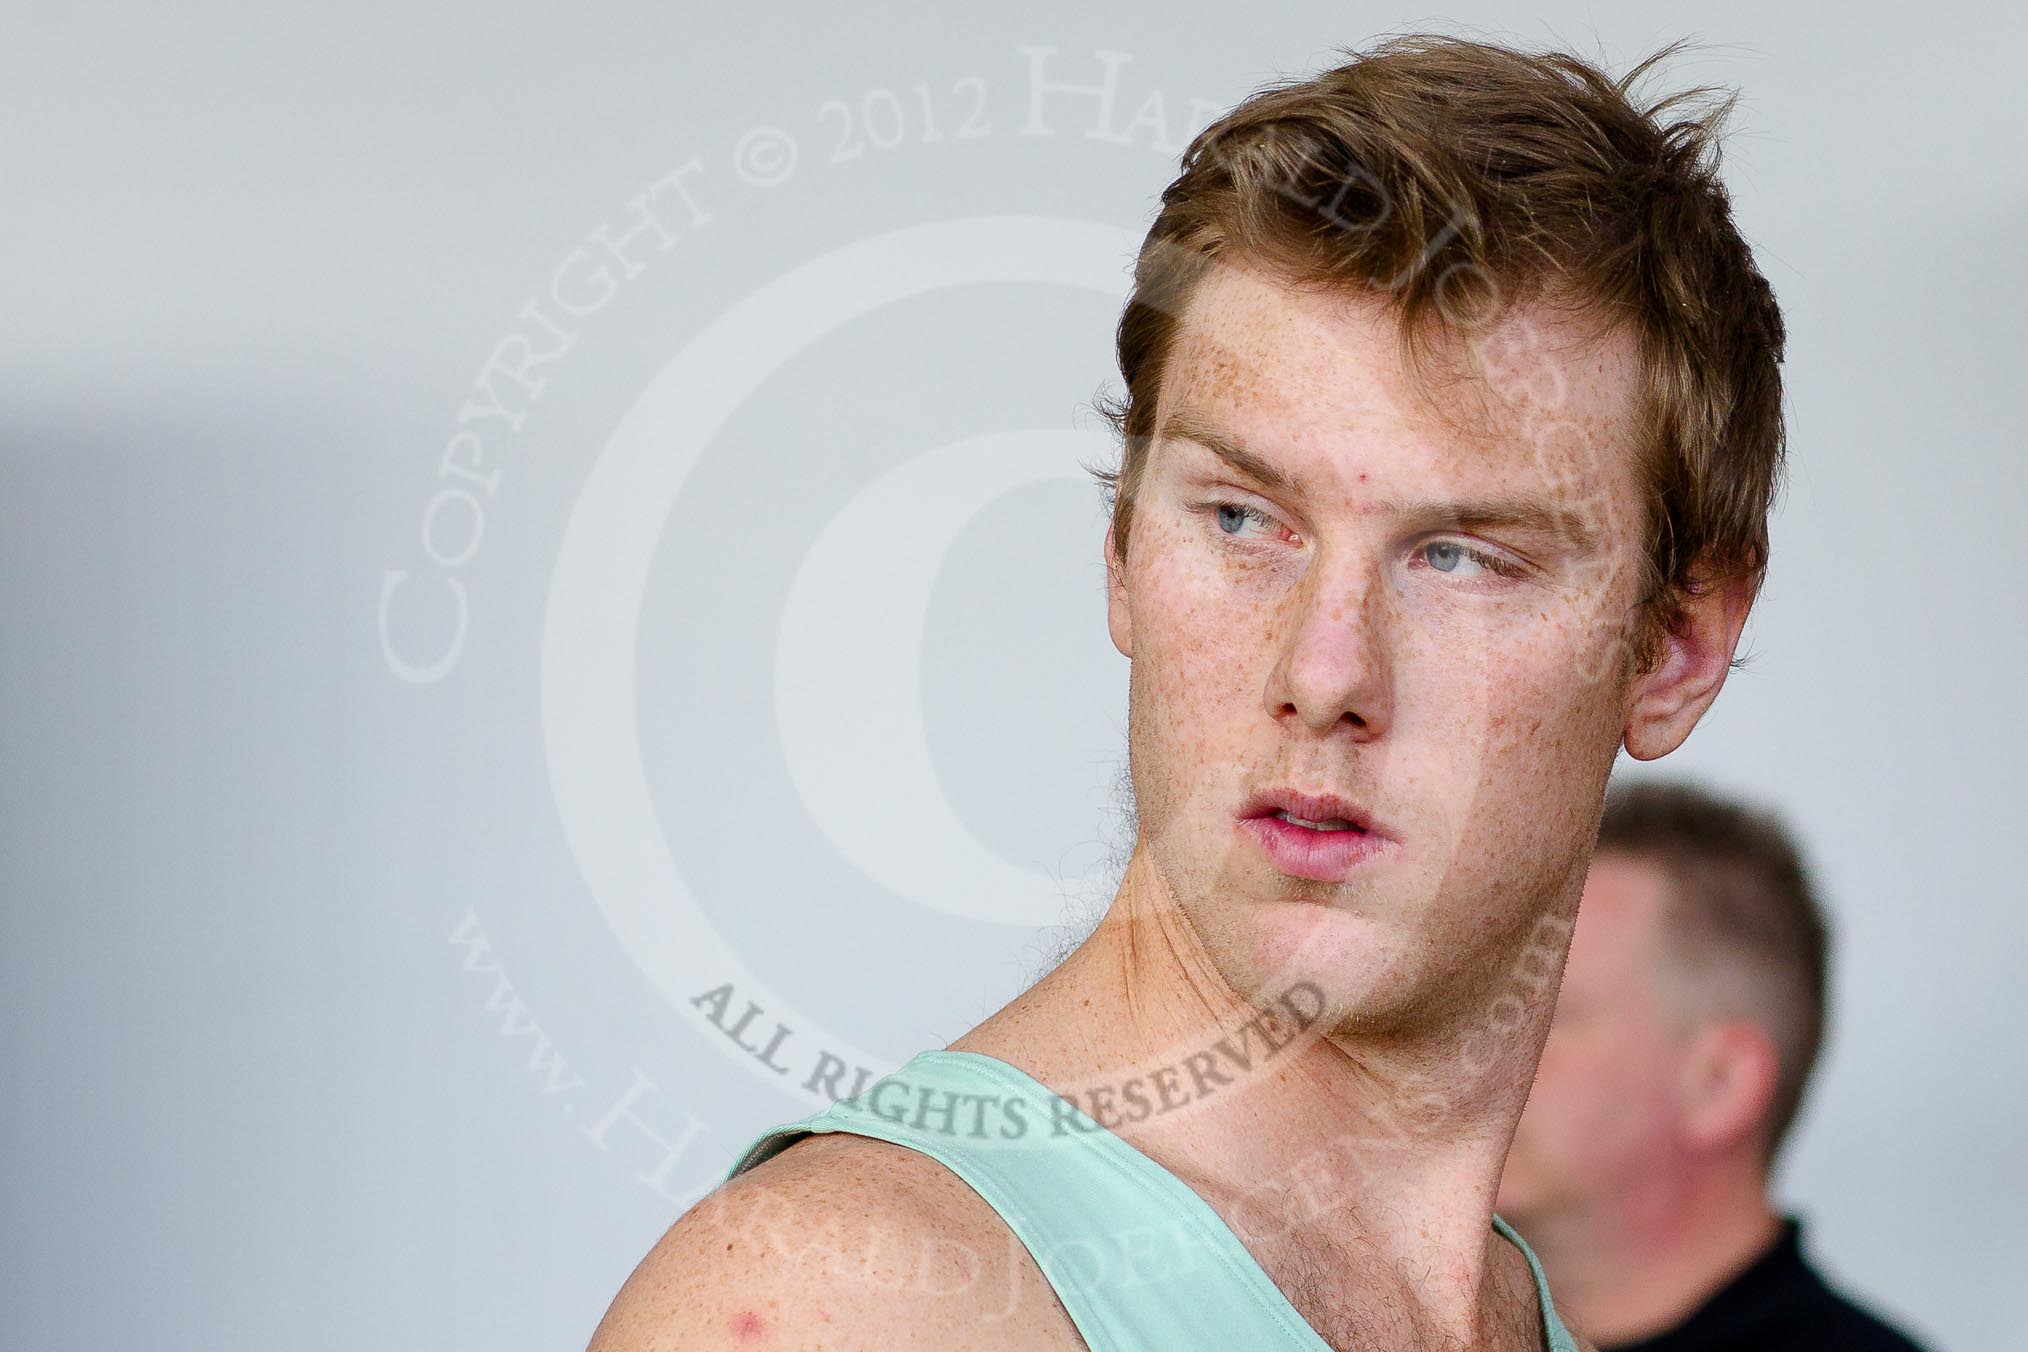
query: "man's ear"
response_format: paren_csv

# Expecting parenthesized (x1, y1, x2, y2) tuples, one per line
(1678, 1021, 1780, 1155)
(1623, 569, 1755, 760)
(1105, 519, 1133, 659)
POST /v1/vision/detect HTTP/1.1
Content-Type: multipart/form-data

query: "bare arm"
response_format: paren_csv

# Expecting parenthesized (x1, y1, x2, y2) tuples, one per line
(584, 1134, 1083, 1351)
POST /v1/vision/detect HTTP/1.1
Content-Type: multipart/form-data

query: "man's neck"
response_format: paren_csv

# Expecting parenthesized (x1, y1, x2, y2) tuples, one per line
(954, 845, 1566, 1345)
(1508, 1175, 1783, 1344)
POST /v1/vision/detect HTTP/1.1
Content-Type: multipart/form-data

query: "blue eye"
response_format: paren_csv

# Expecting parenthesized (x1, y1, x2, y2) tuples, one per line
(1211, 501, 1277, 537)
(1424, 541, 1476, 574)
(1417, 539, 1520, 580)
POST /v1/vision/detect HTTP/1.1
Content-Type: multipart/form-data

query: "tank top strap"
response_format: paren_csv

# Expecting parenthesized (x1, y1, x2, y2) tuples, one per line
(729, 1049, 1331, 1351)
(1491, 1214, 1583, 1351)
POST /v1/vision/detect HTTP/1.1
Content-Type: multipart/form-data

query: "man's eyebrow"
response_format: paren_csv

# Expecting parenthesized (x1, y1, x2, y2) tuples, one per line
(1380, 496, 1602, 554)
(1160, 407, 1601, 554)
(1157, 408, 1310, 498)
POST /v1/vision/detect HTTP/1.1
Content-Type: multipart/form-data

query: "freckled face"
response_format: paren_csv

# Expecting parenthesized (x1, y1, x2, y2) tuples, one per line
(1105, 261, 1653, 1036)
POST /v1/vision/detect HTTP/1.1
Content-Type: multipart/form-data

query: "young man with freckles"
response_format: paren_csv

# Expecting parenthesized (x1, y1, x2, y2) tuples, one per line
(588, 34, 1787, 1352)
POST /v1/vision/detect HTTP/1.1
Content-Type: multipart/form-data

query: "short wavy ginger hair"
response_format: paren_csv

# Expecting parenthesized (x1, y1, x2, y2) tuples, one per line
(1090, 34, 1787, 669)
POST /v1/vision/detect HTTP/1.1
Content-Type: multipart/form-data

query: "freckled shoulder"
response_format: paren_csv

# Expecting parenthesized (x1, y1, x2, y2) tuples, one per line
(583, 1132, 1088, 1351)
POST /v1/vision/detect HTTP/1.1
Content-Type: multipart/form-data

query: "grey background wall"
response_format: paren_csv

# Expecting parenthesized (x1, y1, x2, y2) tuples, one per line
(4, 3, 2020, 1348)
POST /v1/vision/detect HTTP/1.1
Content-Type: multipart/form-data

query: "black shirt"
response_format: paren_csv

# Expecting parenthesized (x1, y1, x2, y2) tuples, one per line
(1605, 1217, 1929, 1352)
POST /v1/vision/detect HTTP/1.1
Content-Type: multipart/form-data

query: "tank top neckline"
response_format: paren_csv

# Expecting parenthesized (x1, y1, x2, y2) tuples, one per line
(912, 1049, 1572, 1351)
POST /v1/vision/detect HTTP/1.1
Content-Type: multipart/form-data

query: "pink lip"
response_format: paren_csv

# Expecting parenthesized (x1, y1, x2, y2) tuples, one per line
(1237, 813, 1393, 883)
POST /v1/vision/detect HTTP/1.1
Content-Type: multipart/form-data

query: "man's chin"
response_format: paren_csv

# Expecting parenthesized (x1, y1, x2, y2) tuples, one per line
(1171, 871, 1449, 1036)
(1219, 940, 1432, 1042)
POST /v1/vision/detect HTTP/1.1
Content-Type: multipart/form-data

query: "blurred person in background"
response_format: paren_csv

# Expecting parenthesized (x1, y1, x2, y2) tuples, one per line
(1497, 780, 1928, 1350)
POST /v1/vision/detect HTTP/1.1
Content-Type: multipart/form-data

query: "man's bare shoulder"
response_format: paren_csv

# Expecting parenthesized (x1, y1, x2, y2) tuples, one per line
(584, 1132, 1084, 1351)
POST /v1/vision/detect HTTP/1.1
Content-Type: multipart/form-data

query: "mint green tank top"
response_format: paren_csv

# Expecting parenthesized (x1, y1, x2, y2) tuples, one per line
(728, 1049, 1580, 1351)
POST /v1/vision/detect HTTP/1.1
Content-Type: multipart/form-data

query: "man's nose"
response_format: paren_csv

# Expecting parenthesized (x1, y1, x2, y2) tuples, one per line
(1261, 554, 1396, 739)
